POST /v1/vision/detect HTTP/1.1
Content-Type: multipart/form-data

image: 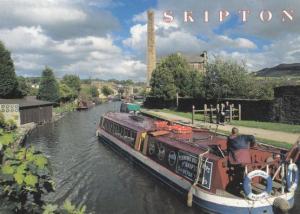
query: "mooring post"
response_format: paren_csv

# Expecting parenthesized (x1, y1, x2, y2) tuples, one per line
(238, 104, 241, 120)
(229, 105, 233, 122)
(204, 104, 207, 123)
(192, 105, 195, 124)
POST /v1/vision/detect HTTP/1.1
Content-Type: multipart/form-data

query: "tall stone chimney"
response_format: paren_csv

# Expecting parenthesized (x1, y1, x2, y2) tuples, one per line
(146, 10, 156, 87)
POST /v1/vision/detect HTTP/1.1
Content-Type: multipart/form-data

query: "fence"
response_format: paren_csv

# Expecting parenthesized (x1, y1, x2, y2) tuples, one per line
(192, 104, 241, 124)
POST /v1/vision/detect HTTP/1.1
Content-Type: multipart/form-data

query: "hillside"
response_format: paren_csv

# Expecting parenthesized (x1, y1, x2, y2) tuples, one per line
(256, 63, 300, 77)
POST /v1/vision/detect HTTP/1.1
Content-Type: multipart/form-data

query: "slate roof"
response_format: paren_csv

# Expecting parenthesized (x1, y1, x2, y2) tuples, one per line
(0, 96, 54, 109)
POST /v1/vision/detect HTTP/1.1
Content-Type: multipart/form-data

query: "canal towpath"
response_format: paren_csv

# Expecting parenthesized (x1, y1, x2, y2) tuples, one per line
(142, 109, 300, 145)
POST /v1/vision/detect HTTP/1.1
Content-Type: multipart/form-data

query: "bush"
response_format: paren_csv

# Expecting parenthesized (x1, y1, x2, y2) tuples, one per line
(0, 112, 6, 128)
(0, 146, 55, 213)
(6, 119, 17, 131)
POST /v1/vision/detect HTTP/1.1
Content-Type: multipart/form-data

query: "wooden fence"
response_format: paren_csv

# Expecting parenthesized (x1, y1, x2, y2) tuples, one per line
(192, 104, 241, 124)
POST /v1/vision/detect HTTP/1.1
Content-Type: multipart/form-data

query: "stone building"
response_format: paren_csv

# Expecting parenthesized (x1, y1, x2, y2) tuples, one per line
(157, 51, 208, 74)
(183, 52, 208, 73)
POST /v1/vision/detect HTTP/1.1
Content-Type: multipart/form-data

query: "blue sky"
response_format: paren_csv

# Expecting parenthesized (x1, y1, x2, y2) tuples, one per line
(0, 0, 299, 80)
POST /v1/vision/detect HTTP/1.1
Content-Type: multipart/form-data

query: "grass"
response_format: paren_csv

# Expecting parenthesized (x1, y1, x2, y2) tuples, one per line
(54, 102, 77, 114)
(144, 108, 296, 149)
(158, 108, 205, 121)
(151, 108, 300, 134)
(216, 130, 292, 149)
(230, 120, 300, 134)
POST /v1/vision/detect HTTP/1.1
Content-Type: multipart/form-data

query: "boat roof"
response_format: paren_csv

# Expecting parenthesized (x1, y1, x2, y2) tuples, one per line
(103, 112, 156, 132)
(103, 112, 226, 159)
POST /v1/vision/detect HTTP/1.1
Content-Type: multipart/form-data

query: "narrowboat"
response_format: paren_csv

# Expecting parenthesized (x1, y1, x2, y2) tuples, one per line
(96, 112, 299, 214)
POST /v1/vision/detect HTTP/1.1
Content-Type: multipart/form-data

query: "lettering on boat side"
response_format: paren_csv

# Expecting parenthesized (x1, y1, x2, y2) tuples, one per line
(176, 151, 198, 180)
(176, 150, 213, 189)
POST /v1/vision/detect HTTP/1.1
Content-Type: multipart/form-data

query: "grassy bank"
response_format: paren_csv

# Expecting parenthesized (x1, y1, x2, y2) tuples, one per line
(53, 102, 77, 114)
(144, 109, 295, 149)
(158, 109, 205, 121)
(216, 130, 292, 149)
(152, 108, 300, 134)
(230, 120, 300, 134)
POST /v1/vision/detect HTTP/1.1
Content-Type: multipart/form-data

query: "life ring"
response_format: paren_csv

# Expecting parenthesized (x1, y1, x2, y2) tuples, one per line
(287, 163, 299, 192)
(243, 170, 272, 201)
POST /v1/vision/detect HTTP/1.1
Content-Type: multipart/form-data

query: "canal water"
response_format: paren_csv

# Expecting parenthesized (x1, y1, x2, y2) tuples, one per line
(25, 102, 299, 214)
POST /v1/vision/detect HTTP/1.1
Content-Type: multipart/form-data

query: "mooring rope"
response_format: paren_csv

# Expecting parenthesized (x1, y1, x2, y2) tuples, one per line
(187, 150, 209, 207)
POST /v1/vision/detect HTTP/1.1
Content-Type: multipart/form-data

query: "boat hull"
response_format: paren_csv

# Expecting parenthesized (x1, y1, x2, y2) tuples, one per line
(98, 130, 295, 214)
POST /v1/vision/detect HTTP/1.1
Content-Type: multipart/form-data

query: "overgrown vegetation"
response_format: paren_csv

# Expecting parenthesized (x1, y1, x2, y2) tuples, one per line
(101, 85, 114, 97)
(0, 115, 86, 214)
(53, 102, 77, 114)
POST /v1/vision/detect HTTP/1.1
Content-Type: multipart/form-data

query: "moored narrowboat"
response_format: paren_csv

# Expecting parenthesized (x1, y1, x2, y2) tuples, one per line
(96, 111, 300, 214)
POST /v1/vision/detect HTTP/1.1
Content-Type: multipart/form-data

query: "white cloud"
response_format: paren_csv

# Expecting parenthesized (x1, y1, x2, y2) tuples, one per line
(216, 36, 257, 49)
(0, 25, 145, 80)
(0, 26, 50, 50)
(0, 0, 120, 40)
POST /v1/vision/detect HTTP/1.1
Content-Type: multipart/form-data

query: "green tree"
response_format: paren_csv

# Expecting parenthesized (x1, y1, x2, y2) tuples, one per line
(150, 64, 177, 100)
(101, 85, 114, 96)
(188, 70, 205, 98)
(59, 83, 76, 102)
(204, 57, 250, 99)
(89, 85, 99, 97)
(16, 76, 30, 97)
(150, 54, 191, 99)
(37, 67, 60, 102)
(0, 41, 19, 98)
(61, 74, 81, 93)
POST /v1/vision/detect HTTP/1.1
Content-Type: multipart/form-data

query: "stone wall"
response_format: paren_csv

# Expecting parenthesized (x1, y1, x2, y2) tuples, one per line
(144, 97, 274, 121)
(273, 86, 300, 124)
(144, 86, 300, 124)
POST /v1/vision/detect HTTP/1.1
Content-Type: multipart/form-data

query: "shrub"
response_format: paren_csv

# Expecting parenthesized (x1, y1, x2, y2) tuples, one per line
(0, 112, 5, 128)
(0, 146, 55, 213)
(6, 118, 17, 131)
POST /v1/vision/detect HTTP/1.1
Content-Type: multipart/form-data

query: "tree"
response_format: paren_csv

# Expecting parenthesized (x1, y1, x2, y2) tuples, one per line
(101, 85, 114, 96)
(204, 57, 251, 100)
(16, 76, 30, 97)
(89, 85, 99, 97)
(150, 54, 192, 99)
(0, 41, 19, 98)
(61, 75, 81, 93)
(59, 83, 76, 102)
(188, 70, 205, 98)
(150, 64, 177, 100)
(37, 67, 60, 102)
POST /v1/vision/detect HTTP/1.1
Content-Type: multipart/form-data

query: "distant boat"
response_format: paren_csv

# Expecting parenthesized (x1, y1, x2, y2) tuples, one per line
(96, 111, 299, 214)
(120, 102, 141, 113)
(76, 100, 95, 111)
